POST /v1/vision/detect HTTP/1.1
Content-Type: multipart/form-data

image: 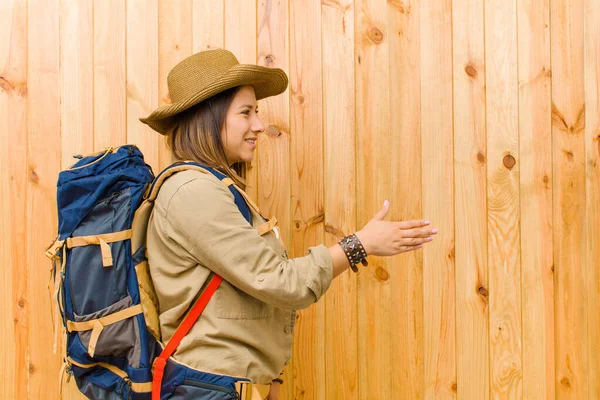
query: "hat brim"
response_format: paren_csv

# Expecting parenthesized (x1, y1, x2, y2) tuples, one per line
(139, 64, 288, 135)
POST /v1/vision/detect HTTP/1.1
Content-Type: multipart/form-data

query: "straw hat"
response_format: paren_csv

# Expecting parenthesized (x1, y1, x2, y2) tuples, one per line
(140, 49, 289, 134)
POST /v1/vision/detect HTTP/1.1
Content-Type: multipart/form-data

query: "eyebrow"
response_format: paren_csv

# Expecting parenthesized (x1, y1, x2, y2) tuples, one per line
(238, 104, 259, 109)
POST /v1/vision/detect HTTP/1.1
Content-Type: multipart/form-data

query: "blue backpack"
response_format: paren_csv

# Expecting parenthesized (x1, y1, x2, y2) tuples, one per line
(45, 145, 261, 399)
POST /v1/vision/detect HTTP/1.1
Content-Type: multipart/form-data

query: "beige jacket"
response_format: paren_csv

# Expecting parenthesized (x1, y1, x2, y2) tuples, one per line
(146, 169, 333, 384)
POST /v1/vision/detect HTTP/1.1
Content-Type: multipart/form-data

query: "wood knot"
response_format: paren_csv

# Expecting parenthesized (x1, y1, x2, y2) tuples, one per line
(543, 175, 549, 184)
(465, 64, 477, 78)
(477, 286, 489, 297)
(265, 54, 275, 66)
(0, 76, 15, 92)
(562, 149, 574, 161)
(368, 27, 384, 44)
(451, 382, 457, 392)
(560, 377, 571, 388)
(266, 125, 281, 137)
(29, 364, 36, 374)
(174, 44, 180, 50)
(325, 224, 345, 239)
(388, 0, 410, 14)
(17, 299, 25, 308)
(374, 267, 389, 282)
(447, 247, 455, 261)
(477, 152, 485, 163)
(296, 94, 305, 105)
(29, 168, 40, 184)
(503, 154, 516, 169)
(294, 221, 301, 229)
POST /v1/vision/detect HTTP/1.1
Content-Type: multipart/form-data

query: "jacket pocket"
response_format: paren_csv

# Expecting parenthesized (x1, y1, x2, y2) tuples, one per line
(215, 282, 272, 320)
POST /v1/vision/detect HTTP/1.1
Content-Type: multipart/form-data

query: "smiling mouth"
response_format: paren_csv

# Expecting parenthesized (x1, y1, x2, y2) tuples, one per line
(245, 138, 257, 145)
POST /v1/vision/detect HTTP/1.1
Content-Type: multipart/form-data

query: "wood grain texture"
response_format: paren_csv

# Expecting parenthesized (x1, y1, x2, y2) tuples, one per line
(0, 1, 28, 399)
(485, 0, 523, 398)
(61, 0, 93, 167)
(94, 0, 127, 151)
(355, 0, 392, 398)
(322, 0, 358, 399)
(584, 1, 600, 398)
(517, 0, 555, 399)
(551, 0, 587, 398)
(289, 1, 325, 398)
(420, 0, 456, 397)
(452, 0, 489, 398)
(256, 0, 293, 398)
(127, 0, 159, 172)
(27, 0, 62, 397)
(158, 0, 192, 170)
(193, 0, 224, 52)
(388, 0, 424, 398)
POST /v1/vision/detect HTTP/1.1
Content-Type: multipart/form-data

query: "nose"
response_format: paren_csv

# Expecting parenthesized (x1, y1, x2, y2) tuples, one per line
(251, 115, 265, 134)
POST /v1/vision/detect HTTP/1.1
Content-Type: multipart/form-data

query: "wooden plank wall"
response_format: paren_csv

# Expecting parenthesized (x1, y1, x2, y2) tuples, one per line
(1, 0, 598, 399)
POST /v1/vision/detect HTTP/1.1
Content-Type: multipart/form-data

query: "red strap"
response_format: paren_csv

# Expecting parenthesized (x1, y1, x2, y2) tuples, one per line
(152, 274, 224, 400)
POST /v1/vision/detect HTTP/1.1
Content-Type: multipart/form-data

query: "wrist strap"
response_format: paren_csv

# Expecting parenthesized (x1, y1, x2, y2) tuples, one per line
(339, 233, 368, 272)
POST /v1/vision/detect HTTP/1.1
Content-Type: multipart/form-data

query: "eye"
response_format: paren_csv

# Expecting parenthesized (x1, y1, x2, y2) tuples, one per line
(241, 110, 251, 115)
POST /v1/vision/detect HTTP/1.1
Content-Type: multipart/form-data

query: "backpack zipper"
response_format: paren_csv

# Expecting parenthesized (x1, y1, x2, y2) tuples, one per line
(181, 379, 240, 399)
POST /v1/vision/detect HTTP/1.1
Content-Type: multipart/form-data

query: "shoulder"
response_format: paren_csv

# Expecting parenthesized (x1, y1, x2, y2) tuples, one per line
(155, 169, 233, 211)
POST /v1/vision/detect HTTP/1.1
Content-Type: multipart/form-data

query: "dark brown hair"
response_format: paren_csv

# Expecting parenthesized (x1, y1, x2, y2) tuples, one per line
(166, 86, 248, 189)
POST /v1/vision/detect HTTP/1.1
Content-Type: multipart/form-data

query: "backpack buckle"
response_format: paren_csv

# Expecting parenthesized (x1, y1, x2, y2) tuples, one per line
(45, 236, 65, 260)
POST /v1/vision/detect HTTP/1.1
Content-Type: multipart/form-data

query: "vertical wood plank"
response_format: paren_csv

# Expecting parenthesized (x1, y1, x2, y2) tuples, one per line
(60, 0, 94, 166)
(289, 0, 325, 398)
(584, 0, 600, 399)
(193, 0, 224, 52)
(224, 0, 258, 201)
(321, 0, 358, 399)
(94, 0, 126, 151)
(420, 0, 456, 397)
(517, 0, 554, 398)
(158, 0, 192, 171)
(485, 0, 523, 398)
(127, 0, 159, 172)
(355, 0, 392, 398)
(388, 0, 424, 398)
(452, 0, 489, 398)
(0, 1, 28, 399)
(551, 0, 587, 397)
(27, 0, 62, 397)
(256, 0, 292, 398)
(584, 1, 600, 398)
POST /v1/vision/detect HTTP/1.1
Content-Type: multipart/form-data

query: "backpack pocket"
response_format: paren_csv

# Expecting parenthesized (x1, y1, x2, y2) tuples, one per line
(168, 379, 239, 400)
(71, 295, 142, 367)
(67, 188, 132, 315)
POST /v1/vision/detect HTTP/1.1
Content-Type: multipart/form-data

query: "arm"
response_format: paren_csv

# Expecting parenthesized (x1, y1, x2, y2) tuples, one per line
(165, 175, 333, 310)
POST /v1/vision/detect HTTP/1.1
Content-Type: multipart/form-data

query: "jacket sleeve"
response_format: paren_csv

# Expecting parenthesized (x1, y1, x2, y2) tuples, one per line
(162, 175, 334, 310)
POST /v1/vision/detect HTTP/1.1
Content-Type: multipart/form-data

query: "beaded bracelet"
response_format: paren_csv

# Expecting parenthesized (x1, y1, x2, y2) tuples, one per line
(338, 233, 369, 272)
(271, 377, 284, 385)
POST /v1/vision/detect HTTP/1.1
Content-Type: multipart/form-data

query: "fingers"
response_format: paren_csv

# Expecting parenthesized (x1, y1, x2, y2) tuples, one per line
(395, 219, 430, 230)
(402, 227, 438, 238)
(399, 236, 433, 247)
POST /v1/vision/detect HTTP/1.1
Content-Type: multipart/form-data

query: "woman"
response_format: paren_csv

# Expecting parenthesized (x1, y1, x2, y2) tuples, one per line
(140, 49, 437, 399)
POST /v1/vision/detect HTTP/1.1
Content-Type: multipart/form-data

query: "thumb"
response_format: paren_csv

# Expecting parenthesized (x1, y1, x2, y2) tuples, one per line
(373, 200, 390, 221)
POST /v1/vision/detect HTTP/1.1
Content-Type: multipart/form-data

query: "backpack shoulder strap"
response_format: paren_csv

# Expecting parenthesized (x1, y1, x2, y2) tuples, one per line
(145, 162, 257, 225)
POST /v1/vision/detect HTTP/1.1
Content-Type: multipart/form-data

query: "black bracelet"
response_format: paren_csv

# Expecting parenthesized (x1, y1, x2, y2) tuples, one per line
(271, 378, 284, 385)
(338, 233, 368, 272)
